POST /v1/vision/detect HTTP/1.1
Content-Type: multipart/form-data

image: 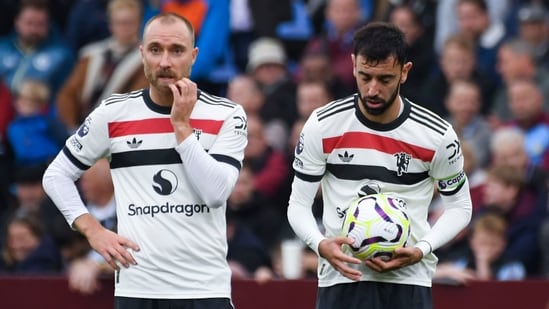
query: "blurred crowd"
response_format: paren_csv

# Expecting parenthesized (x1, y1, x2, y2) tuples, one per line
(1, 0, 549, 294)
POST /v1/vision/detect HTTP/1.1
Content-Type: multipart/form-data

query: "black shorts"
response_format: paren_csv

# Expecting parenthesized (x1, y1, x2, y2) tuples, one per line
(114, 297, 234, 309)
(316, 281, 432, 309)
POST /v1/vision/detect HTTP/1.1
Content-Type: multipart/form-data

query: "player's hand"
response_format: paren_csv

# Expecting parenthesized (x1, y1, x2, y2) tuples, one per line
(74, 214, 140, 270)
(364, 246, 422, 273)
(68, 258, 102, 295)
(318, 237, 362, 281)
(169, 78, 197, 143)
(86, 227, 140, 271)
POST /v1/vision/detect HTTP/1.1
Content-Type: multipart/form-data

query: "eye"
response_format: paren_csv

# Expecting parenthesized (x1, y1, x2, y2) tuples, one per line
(172, 47, 184, 55)
(149, 46, 160, 54)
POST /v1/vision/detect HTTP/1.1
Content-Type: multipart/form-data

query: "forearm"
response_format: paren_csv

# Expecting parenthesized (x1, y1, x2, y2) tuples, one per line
(287, 177, 325, 255)
(175, 135, 239, 207)
(42, 152, 88, 227)
(421, 180, 473, 254)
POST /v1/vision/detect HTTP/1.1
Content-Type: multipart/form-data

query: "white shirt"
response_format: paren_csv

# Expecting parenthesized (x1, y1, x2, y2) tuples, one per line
(43, 89, 247, 298)
(288, 95, 472, 287)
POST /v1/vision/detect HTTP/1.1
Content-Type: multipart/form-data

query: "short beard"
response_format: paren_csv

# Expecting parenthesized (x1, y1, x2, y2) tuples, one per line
(358, 83, 400, 116)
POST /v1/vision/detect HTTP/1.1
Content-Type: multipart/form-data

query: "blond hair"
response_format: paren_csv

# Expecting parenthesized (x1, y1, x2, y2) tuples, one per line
(108, 0, 142, 17)
(17, 79, 50, 103)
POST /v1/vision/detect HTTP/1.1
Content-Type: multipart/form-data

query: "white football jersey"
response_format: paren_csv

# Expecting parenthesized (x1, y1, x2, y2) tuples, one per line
(293, 94, 467, 287)
(63, 89, 247, 298)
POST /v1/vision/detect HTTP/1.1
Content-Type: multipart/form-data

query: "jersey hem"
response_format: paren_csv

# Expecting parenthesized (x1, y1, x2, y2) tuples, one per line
(318, 277, 432, 288)
(114, 290, 232, 299)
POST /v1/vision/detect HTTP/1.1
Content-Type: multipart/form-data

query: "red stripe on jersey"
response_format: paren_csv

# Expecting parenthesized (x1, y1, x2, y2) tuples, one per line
(108, 118, 224, 137)
(322, 131, 435, 162)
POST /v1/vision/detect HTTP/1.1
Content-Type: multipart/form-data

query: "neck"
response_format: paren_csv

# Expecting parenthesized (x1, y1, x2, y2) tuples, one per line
(149, 87, 174, 107)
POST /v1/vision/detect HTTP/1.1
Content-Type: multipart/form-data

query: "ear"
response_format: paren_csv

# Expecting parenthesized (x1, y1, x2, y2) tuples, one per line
(191, 47, 199, 65)
(351, 54, 356, 77)
(400, 62, 413, 84)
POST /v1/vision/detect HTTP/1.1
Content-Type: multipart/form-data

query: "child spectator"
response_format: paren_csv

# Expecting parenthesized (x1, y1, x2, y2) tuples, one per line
(434, 211, 526, 284)
(467, 211, 526, 280)
(6, 79, 67, 168)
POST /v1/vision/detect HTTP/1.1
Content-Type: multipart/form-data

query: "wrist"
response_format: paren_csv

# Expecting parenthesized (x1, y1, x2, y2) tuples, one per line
(414, 240, 432, 257)
(172, 123, 193, 144)
(73, 214, 102, 238)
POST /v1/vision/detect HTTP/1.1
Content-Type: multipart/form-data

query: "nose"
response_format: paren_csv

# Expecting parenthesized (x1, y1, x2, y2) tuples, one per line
(366, 80, 379, 96)
(159, 51, 171, 68)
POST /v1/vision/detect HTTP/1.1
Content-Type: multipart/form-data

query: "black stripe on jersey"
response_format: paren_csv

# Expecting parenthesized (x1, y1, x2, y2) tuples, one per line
(211, 154, 242, 170)
(317, 96, 354, 117)
(294, 170, 323, 182)
(63, 147, 92, 170)
(317, 99, 355, 121)
(109, 149, 241, 170)
(326, 163, 430, 185)
(408, 104, 449, 136)
(104, 90, 143, 106)
(317, 102, 355, 121)
(200, 91, 236, 109)
(111, 149, 182, 168)
(438, 179, 466, 196)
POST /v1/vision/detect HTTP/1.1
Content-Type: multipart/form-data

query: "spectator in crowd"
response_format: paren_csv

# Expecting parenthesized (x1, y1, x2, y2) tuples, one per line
(434, 0, 510, 55)
(227, 74, 287, 150)
(444, 79, 492, 168)
(455, 0, 508, 84)
(56, 0, 148, 131)
(515, 3, 549, 69)
(0, 212, 63, 274)
(302, 0, 365, 92)
(389, 3, 436, 104)
(227, 74, 263, 117)
(294, 47, 351, 99)
(229, 0, 292, 73)
(0, 0, 75, 109)
(491, 38, 549, 124)
(490, 126, 549, 195)
(64, 0, 110, 52)
(467, 211, 526, 280)
(244, 115, 289, 208)
(248, 37, 298, 136)
(227, 218, 274, 284)
(1, 165, 63, 238)
(479, 164, 547, 276)
(296, 80, 333, 120)
(504, 78, 549, 171)
(227, 163, 281, 251)
(434, 211, 526, 283)
(66, 159, 116, 295)
(420, 33, 495, 117)
(6, 79, 67, 168)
